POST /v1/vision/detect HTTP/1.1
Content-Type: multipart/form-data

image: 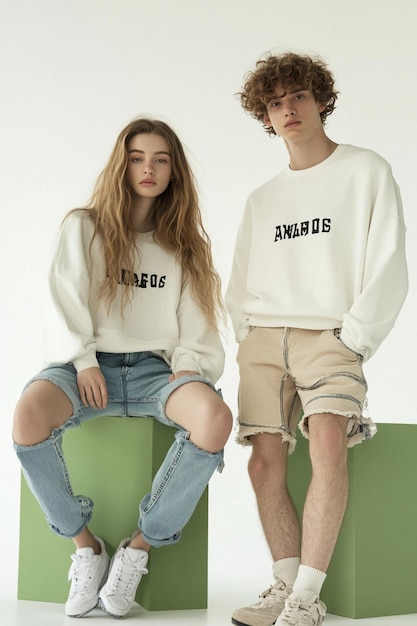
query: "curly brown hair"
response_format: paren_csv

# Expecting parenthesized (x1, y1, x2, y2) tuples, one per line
(239, 52, 338, 135)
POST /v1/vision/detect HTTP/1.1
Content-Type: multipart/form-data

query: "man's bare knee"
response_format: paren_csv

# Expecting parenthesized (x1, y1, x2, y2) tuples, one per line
(248, 433, 288, 489)
(307, 413, 349, 471)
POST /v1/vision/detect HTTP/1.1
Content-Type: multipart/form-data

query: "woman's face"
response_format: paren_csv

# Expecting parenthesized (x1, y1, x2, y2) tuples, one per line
(126, 133, 172, 203)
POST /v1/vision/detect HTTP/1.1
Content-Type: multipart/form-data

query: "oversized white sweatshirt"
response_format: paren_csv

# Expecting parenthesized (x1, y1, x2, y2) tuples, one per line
(43, 211, 224, 382)
(226, 144, 408, 361)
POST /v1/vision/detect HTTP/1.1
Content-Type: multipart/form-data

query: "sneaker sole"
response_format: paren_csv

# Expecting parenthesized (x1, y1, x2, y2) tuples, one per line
(231, 618, 277, 626)
(98, 597, 128, 619)
(66, 601, 99, 618)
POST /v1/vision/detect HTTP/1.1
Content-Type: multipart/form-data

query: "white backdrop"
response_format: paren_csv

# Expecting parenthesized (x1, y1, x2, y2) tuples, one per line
(1, 0, 416, 606)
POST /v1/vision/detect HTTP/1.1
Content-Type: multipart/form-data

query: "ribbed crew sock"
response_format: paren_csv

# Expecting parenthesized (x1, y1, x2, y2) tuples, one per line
(292, 564, 327, 596)
(272, 557, 300, 587)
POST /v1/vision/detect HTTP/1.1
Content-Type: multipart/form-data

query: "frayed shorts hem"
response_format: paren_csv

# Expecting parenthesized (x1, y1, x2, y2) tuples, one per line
(236, 411, 377, 454)
(236, 424, 297, 454)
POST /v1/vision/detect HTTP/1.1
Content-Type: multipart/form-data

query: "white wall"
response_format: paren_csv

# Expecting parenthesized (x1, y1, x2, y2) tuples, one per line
(1, 0, 416, 605)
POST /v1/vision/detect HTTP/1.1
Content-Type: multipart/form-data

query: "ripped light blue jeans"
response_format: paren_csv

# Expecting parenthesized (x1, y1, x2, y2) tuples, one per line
(14, 352, 224, 547)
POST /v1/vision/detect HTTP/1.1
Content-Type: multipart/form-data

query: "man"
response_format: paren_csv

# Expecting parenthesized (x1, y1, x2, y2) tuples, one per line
(226, 51, 408, 626)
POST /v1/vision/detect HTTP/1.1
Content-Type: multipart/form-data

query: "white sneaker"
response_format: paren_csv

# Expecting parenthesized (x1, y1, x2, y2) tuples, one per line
(231, 580, 292, 626)
(65, 536, 110, 617)
(277, 590, 326, 625)
(99, 538, 149, 617)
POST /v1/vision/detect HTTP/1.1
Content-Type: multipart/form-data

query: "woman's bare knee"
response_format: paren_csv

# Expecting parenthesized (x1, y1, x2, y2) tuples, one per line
(190, 403, 232, 452)
(210, 403, 233, 449)
(166, 382, 232, 452)
(13, 380, 73, 446)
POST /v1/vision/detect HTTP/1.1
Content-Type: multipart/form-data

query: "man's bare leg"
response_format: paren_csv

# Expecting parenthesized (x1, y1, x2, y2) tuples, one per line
(249, 432, 300, 561)
(301, 413, 349, 572)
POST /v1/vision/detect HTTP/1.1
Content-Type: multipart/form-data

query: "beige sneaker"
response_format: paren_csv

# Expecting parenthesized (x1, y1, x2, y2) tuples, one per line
(231, 580, 292, 626)
(277, 590, 326, 625)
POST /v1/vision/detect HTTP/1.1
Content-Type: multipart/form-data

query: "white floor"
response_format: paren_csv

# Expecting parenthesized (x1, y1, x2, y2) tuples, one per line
(2, 593, 416, 625)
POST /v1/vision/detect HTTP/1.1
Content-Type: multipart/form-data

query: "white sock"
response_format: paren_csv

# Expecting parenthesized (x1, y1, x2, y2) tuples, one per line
(293, 565, 327, 596)
(272, 557, 300, 587)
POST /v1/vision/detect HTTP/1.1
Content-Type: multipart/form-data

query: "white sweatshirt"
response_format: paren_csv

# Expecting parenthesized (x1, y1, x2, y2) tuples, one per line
(226, 144, 408, 361)
(43, 211, 224, 382)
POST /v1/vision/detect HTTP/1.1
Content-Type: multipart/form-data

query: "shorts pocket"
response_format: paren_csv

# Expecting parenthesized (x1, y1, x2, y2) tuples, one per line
(331, 329, 364, 362)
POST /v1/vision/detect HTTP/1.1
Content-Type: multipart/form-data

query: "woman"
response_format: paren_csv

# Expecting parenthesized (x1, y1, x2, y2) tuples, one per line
(13, 118, 232, 618)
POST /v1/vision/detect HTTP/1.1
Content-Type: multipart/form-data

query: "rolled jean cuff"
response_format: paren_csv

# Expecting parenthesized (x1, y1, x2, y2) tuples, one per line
(138, 431, 223, 547)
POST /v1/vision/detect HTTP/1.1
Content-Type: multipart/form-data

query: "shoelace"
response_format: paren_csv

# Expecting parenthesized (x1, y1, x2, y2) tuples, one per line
(281, 597, 326, 625)
(252, 581, 288, 608)
(108, 552, 148, 594)
(68, 554, 95, 593)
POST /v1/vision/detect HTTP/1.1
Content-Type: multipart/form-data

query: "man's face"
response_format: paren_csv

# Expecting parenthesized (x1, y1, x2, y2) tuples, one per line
(263, 87, 326, 141)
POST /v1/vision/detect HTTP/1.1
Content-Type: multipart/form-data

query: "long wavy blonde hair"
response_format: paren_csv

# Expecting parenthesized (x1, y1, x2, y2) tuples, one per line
(68, 118, 223, 328)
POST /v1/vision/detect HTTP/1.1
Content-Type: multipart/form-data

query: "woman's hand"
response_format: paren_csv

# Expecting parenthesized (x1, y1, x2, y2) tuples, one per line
(77, 367, 108, 409)
(169, 370, 199, 382)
